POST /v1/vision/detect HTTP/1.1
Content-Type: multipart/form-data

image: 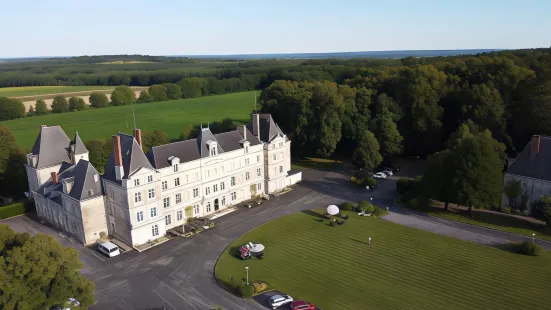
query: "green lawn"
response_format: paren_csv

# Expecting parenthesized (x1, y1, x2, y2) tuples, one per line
(4, 91, 256, 149)
(0, 86, 116, 97)
(215, 210, 551, 310)
(291, 157, 345, 171)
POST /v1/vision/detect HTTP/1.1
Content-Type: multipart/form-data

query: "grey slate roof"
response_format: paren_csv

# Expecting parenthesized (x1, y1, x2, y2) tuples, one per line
(507, 136, 551, 182)
(71, 132, 88, 155)
(103, 133, 154, 184)
(149, 127, 261, 169)
(31, 126, 71, 169)
(258, 114, 284, 143)
(36, 159, 103, 202)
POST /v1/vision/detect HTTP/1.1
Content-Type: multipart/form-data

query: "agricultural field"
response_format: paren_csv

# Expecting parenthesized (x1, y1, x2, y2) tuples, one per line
(0, 86, 116, 98)
(4, 91, 256, 149)
(215, 210, 551, 310)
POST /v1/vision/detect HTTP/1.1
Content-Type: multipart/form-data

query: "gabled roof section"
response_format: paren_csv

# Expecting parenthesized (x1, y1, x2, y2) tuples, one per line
(258, 114, 285, 143)
(104, 133, 154, 184)
(72, 132, 88, 155)
(148, 127, 261, 169)
(36, 160, 102, 202)
(507, 135, 551, 182)
(31, 125, 71, 169)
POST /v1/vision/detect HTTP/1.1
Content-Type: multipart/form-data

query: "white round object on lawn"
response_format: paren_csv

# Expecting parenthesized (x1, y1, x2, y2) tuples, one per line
(327, 205, 340, 215)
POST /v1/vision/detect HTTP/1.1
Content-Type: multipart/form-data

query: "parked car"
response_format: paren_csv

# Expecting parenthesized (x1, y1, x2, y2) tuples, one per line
(97, 241, 120, 257)
(382, 169, 393, 176)
(291, 300, 316, 310)
(50, 298, 80, 310)
(385, 165, 400, 173)
(372, 172, 387, 179)
(268, 294, 293, 309)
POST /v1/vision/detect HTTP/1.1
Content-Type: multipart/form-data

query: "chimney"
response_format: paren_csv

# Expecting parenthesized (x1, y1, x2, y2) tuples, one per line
(531, 135, 541, 158)
(252, 113, 260, 138)
(51, 171, 58, 184)
(134, 128, 142, 147)
(241, 125, 247, 141)
(113, 135, 124, 180)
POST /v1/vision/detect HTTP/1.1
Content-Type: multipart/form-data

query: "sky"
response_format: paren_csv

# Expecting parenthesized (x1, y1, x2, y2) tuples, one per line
(1, 0, 550, 58)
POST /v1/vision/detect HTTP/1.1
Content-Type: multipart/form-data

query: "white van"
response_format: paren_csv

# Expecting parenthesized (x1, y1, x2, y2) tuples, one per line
(97, 241, 120, 257)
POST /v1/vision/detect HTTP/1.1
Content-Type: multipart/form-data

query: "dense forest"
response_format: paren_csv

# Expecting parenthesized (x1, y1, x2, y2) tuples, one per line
(1, 48, 551, 210)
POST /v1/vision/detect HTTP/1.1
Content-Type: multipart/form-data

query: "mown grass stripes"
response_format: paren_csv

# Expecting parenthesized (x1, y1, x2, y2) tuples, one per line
(215, 211, 551, 310)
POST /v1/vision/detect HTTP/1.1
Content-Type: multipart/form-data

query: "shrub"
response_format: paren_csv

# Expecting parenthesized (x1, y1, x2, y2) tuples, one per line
(99, 231, 107, 239)
(329, 220, 337, 226)
(515, 241, 542, 256)
(238, 282, 254, 298)
(409, 198, 420, 209)
(340, 202, 355, 211)
(372, 206, 388, 217)
(396, 177, 422, 195)
(358, 200, 375, 213)
(362, 177, 377, 188)
(0, 202, 27, 219)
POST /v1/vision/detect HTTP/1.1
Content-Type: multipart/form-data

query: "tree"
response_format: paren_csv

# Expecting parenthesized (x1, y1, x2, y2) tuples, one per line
(89, 92, 109, 108)
(422, 149, 458, 210)
(531, 198, 551, 227)
(68, 97, 79, 112)
(110, 86, 136, 106)
(371, 113, 403, 160)
(142, 129, 169, 151)
(180, 124, 199, 140)
(35, 99, 48, 115)
(0, 97, 26, 121)
(162, 83, 182, 100)
(137, 91, 154, 103)
(84, 139, 112, 173)
(28, 105, 34, 114)
(504, 179, 523, 208)
(0, 125, 17, 174)
(0, 148, 28, 197)
(148, 85, 168, 102)
(76, 98, 87, 111)
(352, 129, 382, 170)
(0, 225, 95, 309)
(51, 96, 69, 113)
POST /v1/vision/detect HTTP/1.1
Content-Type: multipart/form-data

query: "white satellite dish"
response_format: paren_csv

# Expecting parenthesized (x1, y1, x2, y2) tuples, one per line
(327, 205, 340, 215)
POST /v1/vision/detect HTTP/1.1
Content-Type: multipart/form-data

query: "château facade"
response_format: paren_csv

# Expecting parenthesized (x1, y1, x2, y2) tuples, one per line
(25, 113, 301, 247)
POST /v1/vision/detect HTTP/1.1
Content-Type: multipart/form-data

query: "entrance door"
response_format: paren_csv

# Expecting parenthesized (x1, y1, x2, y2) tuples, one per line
(214, 198, 219, 211)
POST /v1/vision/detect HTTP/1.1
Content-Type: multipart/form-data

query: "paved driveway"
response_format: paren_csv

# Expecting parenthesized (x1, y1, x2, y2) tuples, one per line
(3, 165, 549, 309)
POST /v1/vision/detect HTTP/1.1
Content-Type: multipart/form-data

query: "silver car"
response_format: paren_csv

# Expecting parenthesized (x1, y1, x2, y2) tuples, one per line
(268, 294, 294, 309)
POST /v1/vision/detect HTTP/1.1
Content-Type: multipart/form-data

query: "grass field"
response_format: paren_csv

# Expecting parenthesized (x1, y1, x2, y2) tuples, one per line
(215, 210, 551, 310)
(0, 86, 117, 98)
(4, 91, 256, 149)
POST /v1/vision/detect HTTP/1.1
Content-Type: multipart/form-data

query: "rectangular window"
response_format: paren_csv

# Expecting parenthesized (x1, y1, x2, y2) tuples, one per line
(272, 144, 275, 150)
(206, 187, 211, 195)
(148, 175, 153, 183)
(193, 204, 199, 215)
(174, 164, 178, 172)
(257, 155, 260, 162)
(134, 179, 140, 186)
(136, 211, 144, 222)
(152, 224, 159, 236)
(257, 168, 261, 177)
(220, 182, 225, 190)
(231, 177, 235, 186)
(175, 193, 182, 204)
(231, 192, 236, 200)
(177, 210, 183, 221)
(186, 175, 189, 183)
(175, 178, 180, 186)
(280, 166, 283, 173)
(162, 181, 168, 191)
(246, 172, 250, 180)
(222, 196, 226, 206)
(206, 202, 211, 212)
(165, 214, 171, 225)
(273, 154, 276, 160)
(245, 146, 249, 154)
(148, 189, 155, 199)
(193, 188, 199, 198)
(245, 158, 250, 165)
(134, 192, 142, 203)
(280, 142, 283, 147)
(213, 184, 218, 192)
(151, 207, 157, 217)
(163, 197, 170, 208)
(258, 183, 262, 191)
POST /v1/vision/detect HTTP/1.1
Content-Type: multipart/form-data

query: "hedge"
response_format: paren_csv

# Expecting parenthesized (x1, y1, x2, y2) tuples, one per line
(0, 202, 28, 220)
(396, 177, 422, 195)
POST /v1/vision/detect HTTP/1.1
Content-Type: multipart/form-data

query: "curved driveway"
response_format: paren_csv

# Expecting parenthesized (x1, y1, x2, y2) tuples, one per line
(89, 168, 551, 310)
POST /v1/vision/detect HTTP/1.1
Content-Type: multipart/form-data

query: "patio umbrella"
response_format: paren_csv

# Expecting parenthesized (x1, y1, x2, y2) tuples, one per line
(327, 205, 340, 215)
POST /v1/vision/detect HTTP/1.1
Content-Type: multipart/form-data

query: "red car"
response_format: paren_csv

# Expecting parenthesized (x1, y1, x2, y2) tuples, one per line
(291, 300, 315, 310)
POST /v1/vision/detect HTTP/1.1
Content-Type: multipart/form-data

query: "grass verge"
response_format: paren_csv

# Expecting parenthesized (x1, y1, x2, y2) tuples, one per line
(291, 157, 344, 171)
(215, 209, 551, 309)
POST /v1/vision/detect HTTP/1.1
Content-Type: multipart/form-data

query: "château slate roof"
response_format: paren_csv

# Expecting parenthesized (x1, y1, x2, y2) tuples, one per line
(103, 133, 154, 184)
(148, 127, 261, 169)
(507, 135, 551, 182)
(71, 132, 88, 155)
(36, 160, 103, 202)
(31, 126, 71, 168)
(257, 114, 284, 143)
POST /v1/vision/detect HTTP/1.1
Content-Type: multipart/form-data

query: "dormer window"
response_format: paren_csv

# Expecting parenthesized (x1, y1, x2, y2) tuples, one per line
(174, 164, 178, 172)
(207, 141, 218, 156)
(94, 174, 99, 183)
(88, 189, 94, 196)
(242, 141, 250, 154)
(210, 147, 217, 156)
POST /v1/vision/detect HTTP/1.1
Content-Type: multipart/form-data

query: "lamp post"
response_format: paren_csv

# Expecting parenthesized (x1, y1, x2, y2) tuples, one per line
(245, 266, 249, 285)
(532, 233, 536, 245)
